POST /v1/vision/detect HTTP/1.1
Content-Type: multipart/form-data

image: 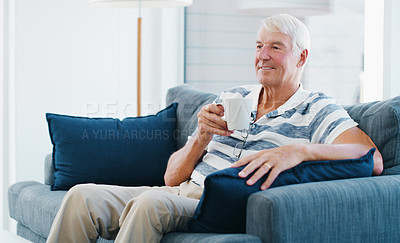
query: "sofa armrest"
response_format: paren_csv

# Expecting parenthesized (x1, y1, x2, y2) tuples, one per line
(44, 153, 54, 185)
(246, 175, 400, 243)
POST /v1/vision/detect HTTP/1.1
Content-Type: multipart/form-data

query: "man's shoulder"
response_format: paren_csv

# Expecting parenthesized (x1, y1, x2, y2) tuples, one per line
(303, 90, 338, 105)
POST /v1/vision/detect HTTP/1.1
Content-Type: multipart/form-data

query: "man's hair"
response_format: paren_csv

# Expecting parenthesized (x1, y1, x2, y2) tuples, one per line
(260, 14, 310, 56)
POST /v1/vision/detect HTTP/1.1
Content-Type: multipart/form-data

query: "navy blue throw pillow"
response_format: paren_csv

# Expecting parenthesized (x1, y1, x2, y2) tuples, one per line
(46, 103, 177, 190)
(189, 148, 375, 233)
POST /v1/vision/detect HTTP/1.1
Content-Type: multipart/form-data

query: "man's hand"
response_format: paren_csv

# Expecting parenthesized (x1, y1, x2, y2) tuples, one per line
(231, 127, 383, 191)
(164, 103, 234, 186)
(231, 144, 306, 190)
(197, 104, 233, 142)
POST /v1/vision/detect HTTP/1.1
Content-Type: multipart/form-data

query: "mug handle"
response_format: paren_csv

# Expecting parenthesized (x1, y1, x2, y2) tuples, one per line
(216, 99, 226, 121)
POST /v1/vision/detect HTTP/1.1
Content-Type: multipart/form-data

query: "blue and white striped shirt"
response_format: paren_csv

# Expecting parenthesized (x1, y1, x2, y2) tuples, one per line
(191, 85, 358, 187)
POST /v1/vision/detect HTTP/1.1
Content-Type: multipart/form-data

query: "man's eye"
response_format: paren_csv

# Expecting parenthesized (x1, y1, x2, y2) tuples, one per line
(256, 45, 263, 49)
(272, 46, 279, 50)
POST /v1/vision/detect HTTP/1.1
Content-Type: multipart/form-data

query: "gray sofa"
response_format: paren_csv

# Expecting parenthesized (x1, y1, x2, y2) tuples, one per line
(8, 84, 400, 243)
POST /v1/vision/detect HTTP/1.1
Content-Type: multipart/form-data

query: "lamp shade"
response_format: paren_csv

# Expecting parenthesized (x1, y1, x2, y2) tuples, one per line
(235, 0, 330, 17)
(88, 0, 192, 8)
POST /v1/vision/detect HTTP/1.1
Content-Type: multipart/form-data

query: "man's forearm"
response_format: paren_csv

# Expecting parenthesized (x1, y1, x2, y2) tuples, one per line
(164, 101, 231, 186)
(301, 143, 370, 161)
(164, 134, 210, 186)
(299, 143, 383, 175)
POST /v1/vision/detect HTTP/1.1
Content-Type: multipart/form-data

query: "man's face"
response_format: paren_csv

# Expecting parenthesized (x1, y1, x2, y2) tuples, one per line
(254, 27, 300, 87)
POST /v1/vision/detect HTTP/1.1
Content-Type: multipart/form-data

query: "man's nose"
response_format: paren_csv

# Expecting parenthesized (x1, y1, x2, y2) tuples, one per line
(257, 45, 271, 60)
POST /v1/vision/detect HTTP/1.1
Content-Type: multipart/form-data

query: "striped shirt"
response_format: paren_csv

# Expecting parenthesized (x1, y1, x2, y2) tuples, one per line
(190, 84, 358, 187)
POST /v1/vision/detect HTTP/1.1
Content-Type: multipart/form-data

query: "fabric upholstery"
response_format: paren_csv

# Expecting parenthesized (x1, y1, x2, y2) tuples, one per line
(17, 223, 47, 243)
(345, 96, 400, 174)
(9, 182, 146, 243)
(161, 232, 261, 243)
(46, 103, 177, 190)
(189, 149, 375, 233)
(166, 85, 218, 149)
(247, 174, 400, 243)
(8, 181, 66, 238)
(9, 180, 261, 243)
(8, 85, 400, 243)
(17, 223, 114, 243)
(44, 153, 54, 186)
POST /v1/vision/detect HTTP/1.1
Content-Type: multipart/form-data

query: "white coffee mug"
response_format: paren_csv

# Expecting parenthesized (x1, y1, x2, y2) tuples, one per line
(221, 98, 253, 131)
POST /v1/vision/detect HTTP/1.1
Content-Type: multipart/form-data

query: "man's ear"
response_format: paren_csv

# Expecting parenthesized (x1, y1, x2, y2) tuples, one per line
(297, 49, 309, 68)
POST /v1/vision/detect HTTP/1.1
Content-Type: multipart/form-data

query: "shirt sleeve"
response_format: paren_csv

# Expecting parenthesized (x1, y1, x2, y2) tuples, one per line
(309, 96, 358, 144)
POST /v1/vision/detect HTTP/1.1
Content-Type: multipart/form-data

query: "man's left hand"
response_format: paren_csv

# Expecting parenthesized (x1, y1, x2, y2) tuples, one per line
(231, 144, 306, 190)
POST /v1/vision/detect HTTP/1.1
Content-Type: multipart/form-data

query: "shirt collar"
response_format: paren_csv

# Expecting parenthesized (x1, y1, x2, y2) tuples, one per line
(263, 83, 311, 118)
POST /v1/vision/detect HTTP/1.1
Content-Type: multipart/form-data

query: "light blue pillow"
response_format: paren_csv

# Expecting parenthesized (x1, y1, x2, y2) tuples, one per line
(46, 103, 177, 190)
(189, 148, 375, 233)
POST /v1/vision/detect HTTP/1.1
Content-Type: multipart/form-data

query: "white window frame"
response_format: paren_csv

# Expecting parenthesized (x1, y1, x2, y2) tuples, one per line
(364, 0, 400, 102)
(363, 0, 384, 102)
(1, 0, 16, 232)
(383, 0, 400, 99)
(0, 0, 4, 230)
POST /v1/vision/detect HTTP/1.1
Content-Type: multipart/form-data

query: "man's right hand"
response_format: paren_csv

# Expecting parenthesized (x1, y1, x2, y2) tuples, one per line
(196, 104, 233, 143)
(165, 103, 232, 186)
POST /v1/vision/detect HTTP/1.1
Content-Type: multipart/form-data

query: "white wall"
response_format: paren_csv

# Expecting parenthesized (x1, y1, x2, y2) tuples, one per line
(185, 0, 262, 94)
(2, 0, 185, 230)
(185, 0, 365, 105)
(1, 0, 5, 230)
(13, 0, 184, 182)
(304, 0, 364, 104)
(15, 0, 136, 186)
(1, 0, 17, 231)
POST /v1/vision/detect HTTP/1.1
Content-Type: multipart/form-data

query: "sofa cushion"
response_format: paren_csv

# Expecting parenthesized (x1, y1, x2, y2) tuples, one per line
(46, 103, 177, 190)
(166, 85, 218, 149)
(8, 181, 67, 239)
(189, 149, 375, 233)
(17, 224, 47, 243)
(345, 96, 400, 175)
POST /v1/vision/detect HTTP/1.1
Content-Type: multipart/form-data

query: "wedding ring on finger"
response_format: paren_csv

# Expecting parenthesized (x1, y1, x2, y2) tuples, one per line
(263, 162, 271, 170)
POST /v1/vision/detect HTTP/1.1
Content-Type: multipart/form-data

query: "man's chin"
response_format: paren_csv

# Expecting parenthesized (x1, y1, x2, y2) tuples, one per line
(257, 77, 278, 86)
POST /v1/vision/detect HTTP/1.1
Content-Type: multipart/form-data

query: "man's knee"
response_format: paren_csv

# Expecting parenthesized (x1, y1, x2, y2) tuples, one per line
(121, 190, 175, 233)
(64, 184, 102, 207)
(133, 190, 171, 211)
(127, 190, 195, 234)
(122, 190, 176, 222)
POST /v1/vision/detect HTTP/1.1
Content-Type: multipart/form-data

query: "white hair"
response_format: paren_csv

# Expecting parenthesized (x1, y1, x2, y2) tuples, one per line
(260, 14, 310, 56)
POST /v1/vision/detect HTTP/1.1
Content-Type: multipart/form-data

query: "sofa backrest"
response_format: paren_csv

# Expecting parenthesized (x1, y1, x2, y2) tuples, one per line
(167, 85, 400, 175)
(166, 85, 218, 149)
(345, 96, 400, 175)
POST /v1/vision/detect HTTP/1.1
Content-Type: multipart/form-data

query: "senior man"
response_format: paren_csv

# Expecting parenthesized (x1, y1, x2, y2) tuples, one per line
(47, 14, 383, 243)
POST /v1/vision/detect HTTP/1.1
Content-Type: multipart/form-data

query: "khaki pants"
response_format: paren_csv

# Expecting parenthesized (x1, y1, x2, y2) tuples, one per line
(46, 181, 203, 243)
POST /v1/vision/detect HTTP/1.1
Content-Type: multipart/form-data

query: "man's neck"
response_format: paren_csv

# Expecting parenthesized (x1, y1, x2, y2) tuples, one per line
(256, 83, 300, 120)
